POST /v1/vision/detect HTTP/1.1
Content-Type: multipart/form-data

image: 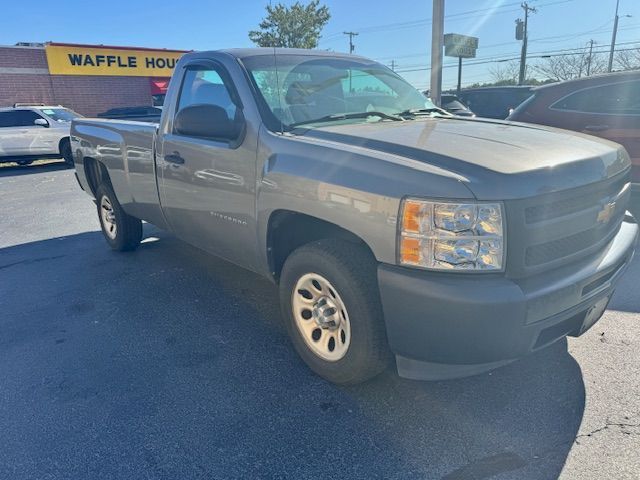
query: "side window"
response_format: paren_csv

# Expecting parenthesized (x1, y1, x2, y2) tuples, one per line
(0, 110, 42, 127)
(0, 112, 19, 127)
(16, 110, 43, 126)
(552, 81, 640, 115)
(176, 67, 237, 121)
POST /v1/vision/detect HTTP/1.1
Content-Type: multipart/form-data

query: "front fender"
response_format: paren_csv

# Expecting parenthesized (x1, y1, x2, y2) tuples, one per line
(255, 134, 474, 267)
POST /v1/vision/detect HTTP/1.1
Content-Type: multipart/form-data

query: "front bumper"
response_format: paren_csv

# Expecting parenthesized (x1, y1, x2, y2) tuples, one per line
(378, 215, 638, 380)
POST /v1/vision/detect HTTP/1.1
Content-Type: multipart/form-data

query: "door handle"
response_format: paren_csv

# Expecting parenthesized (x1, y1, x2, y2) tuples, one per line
(165, 152, 185, 165)
(584, 125, 609, 132)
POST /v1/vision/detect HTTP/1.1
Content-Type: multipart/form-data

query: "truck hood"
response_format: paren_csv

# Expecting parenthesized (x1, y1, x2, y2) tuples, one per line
(297, 117, 630, 200)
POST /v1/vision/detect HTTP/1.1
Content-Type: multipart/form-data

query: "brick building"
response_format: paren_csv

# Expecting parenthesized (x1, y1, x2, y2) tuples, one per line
(0, 42, 186, 116)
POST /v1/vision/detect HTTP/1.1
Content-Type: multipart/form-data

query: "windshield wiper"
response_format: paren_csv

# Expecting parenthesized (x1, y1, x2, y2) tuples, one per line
(290, 111, 403, 128)
(396, 107, 450, 118)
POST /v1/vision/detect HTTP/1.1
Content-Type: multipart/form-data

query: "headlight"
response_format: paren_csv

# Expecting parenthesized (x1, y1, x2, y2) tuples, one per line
(399, 199, 505, 271)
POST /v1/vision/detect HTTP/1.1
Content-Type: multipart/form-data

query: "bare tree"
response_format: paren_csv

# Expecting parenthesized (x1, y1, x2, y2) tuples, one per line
(615, 47, 640, 71)
(488, 60, 520, 84)
(533, 45, 607, 81)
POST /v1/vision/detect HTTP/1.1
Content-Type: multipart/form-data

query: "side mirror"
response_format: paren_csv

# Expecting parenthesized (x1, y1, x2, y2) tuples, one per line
(174, 104, 240, 141)
(34, 118, 49, 128)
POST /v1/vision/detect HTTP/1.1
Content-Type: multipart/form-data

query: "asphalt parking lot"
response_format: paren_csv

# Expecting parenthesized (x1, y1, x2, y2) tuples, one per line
(1, 162, 639, 480)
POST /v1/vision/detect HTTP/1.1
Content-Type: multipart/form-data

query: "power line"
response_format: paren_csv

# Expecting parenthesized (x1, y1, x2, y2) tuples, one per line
(532, 18, 614, 44)
(374, 31, 640, 67)
(389, 41, 638, 71)
(371, 18, 637, 63)
(320, 0, 575, 44)
(393, 43, 640, 74)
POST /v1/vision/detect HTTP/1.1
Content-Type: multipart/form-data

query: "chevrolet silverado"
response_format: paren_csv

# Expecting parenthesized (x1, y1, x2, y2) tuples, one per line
(71, 48, 638, 384)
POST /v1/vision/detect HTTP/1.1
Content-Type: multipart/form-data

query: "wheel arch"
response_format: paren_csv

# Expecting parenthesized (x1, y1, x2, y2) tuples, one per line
(58, 136, 70, 154)
(83, 156, 111, 197)
(265, 210, 378, 283)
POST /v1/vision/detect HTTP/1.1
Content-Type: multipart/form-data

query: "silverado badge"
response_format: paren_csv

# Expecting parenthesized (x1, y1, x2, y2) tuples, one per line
(596, 202, 616, 224)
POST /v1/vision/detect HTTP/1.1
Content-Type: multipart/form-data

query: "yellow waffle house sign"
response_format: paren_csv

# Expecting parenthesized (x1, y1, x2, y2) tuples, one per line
(45, 43, 187, 77)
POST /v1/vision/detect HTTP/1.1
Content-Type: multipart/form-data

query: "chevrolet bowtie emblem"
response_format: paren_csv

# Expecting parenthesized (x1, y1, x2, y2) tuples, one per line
(596, 202, 616, 224)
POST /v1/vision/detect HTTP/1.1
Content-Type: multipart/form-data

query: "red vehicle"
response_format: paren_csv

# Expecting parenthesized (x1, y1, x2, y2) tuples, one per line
(508, 71, 640, 204)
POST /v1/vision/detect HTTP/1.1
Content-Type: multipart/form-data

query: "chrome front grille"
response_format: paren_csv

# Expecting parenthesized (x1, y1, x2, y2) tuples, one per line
(506, 173, 630, 277)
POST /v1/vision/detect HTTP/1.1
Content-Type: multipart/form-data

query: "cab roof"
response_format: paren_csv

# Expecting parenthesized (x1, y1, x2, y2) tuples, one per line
(218, 48, 360, 59)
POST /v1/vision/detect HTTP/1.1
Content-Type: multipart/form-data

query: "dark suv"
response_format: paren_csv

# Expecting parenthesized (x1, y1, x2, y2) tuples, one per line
(457, 86, 534, 119)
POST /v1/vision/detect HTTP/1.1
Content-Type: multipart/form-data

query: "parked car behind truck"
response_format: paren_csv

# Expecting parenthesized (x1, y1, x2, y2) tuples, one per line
(0, 104, 80, 166)
(71, 48, 638, 384)
(457, 86, 534, 119)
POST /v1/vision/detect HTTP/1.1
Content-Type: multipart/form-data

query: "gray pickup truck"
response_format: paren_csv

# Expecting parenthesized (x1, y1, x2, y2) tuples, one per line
(71, 48, 638, 384)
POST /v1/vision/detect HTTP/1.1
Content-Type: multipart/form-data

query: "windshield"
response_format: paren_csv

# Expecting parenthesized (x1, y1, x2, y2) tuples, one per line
(242, 54, 437, 130)
(40, 108, 82, 122)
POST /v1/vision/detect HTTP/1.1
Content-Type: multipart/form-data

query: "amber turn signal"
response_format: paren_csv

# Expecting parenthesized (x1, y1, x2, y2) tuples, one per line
(402, 200, 423, 233)
(400, 236, 421, 265)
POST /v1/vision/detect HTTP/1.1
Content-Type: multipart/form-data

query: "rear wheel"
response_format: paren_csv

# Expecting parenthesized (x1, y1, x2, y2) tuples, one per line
(95, 183, 142, 251)
(279, 239, 390, 384)
(60, 139, 73, 166)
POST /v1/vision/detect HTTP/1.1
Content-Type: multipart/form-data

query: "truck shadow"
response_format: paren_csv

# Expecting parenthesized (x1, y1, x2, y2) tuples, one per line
(0, 228, 605, 479)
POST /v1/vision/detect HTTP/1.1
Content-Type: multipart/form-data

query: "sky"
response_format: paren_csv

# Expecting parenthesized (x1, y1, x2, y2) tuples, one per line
(1, 0, 639, 90)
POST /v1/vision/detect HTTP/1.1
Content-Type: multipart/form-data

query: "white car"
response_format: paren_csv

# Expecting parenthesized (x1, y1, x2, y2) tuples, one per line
(0, 104, 82, 166)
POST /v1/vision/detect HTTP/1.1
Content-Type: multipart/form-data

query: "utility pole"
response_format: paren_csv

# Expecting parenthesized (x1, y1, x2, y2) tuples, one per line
(608, 0, 620, 72)
(390, 60, 396, 71)
(343, 31, 358, 54)
(518, 2, 537, 85)
(430, 0, 445, 106)
(586, 39, 595, 76)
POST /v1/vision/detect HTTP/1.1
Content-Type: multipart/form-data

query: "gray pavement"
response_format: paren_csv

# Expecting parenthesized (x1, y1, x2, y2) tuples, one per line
(0, 162, 638, 480)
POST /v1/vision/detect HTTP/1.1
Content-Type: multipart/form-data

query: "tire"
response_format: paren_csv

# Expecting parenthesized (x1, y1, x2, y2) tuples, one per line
(279, 239, 390, 384)
(17, 160, 33, 166)
(95, 183, 142, 251)
(60, 138, 73, 166)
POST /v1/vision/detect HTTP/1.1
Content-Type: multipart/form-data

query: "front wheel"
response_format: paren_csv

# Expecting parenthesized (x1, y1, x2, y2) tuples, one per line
(95, 183, 142, 251)
(279, 239, 390, 384)
(60, 139, 73, 166)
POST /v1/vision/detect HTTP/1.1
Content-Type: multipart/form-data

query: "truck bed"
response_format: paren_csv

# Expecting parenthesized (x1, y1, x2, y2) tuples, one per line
(71, 118, 162, 225)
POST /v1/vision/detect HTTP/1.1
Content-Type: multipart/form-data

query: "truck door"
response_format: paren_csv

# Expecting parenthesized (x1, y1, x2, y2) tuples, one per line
(157, 62, 258, 269)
